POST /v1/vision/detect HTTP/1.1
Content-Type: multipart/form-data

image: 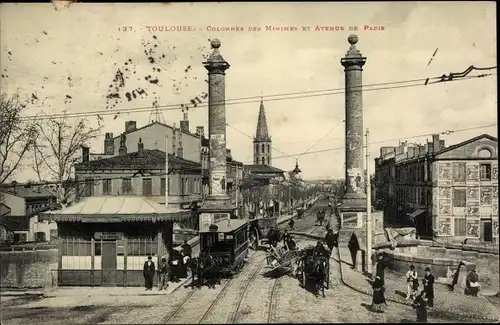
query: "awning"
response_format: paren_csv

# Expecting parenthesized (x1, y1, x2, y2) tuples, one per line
(407, 209, 427, 219)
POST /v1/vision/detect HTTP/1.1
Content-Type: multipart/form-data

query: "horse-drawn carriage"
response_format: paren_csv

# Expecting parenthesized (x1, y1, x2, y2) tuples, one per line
(296, 244, 330, 297)
(265, 243, 301, 274)
(316, 210, 326, 226)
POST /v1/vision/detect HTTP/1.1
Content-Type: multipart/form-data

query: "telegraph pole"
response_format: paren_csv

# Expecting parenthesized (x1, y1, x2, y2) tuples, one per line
(365, 128, 373, 275)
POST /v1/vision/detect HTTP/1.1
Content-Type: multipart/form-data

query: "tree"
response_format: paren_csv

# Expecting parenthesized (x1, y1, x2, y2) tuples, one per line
(0, 93, 38, 184)
(32, 112, 101, 206)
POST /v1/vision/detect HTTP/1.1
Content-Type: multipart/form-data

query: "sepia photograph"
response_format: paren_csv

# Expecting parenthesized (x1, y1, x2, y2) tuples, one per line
(0, 2, 498, 324)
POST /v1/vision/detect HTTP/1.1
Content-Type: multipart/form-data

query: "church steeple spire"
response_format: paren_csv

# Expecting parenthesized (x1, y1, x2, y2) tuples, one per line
(255, 98, 270, 141)
(253, 99, 272, 165)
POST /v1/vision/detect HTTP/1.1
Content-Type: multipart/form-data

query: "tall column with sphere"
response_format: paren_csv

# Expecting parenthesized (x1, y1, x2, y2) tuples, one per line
(340, 34, 367, 211)
(199, 38, 233, 230)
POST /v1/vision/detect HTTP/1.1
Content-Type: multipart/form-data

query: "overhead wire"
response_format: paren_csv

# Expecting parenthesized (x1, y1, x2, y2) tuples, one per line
(1, 122, 496, 189)
(296, 120, 345, 160)
(15, 70, 496, 121)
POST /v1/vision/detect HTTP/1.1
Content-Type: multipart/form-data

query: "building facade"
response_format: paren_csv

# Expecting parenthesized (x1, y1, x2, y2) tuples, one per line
(75, 142, 202, 217)
(0, 186, 58, 242)
(253, 100, 272, 166)
(374, 134, 498, 243)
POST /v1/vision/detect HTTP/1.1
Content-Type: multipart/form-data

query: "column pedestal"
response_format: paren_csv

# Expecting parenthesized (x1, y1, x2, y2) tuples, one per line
(198, 195, 235, 231)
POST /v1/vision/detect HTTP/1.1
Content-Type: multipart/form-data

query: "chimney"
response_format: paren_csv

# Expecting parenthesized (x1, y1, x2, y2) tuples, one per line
(119, 132, 127, 156)
(432, 134, 440, 153)
(196, 126, 205, 138)
(226, 149, 232, 160)
(180, 110, 189, 133)
(439, 139, 445, 151)
(177, 123, 183, 158)
(81, 146, 90, 163)
(138, 138, 144, 154)
(427, 141, 434, 154)
(125, 121, 137, 133)
(104, 133, 114, 155)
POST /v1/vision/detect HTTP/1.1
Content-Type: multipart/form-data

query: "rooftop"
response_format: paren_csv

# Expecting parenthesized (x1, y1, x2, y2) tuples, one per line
(198, 218, 248, 233)
(40, 196, 191, 223)
(0, 186, 57, 199)
(75, 149, 200, 170)
(244, 164, 285, 174)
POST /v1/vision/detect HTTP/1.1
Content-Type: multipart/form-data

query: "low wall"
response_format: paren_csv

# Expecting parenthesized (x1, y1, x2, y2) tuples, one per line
(0, 249, 58, 289)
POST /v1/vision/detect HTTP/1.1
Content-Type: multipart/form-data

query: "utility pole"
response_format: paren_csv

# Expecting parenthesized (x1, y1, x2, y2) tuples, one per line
(165, 133, 169, 207)
(365, 128, 372, 275)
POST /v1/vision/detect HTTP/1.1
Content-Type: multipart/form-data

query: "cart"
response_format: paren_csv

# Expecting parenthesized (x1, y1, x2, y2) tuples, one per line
(266, 245, 301, 274)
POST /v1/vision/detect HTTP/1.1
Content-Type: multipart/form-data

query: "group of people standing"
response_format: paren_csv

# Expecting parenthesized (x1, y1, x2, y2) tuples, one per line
(371, 254, 435, 323)
(142, 240, 193, 291)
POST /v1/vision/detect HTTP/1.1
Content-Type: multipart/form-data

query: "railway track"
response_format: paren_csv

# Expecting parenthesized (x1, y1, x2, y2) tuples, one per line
(161, 251, 266, 324)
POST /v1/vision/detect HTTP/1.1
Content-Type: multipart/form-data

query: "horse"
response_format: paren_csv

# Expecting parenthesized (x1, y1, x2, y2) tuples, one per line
(199, 254, 223, 288)
(186, 256, 201, 289)
(309, 258, 328, 297)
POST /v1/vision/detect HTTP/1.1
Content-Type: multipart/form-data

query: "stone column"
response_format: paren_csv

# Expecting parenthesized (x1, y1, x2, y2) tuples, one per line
(340, 34, 367, 211)
(199, 39, 234, 229)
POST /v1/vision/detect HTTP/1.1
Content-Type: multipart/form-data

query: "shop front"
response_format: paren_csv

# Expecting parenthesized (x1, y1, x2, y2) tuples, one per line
(40, 196, 191, 286)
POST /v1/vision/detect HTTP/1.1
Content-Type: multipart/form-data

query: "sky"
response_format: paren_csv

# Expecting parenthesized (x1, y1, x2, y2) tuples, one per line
(1, 2, 497, 182)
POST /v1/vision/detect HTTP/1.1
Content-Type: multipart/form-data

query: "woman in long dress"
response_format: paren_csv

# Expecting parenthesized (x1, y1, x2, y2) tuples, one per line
(371, 276, 387, 313)
(413, 290, 428, 323)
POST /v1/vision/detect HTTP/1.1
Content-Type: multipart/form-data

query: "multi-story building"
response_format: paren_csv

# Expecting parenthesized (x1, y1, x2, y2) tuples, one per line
(0, 185, 58, 242)
(75, 140, 202, 211)
(374, 133, 498, 243)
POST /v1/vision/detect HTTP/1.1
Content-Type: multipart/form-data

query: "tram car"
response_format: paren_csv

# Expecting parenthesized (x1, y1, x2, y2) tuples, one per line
(198, 218, 249, 276)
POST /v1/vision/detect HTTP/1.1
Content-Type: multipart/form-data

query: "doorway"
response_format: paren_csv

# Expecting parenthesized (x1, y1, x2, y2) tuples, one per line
(101, 241, 117, 285)
(481, 220, 493, 242)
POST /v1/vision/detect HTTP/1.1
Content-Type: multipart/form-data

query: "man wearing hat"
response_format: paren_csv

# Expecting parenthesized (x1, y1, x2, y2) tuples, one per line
(405, 265, 419, 300)
(423, 266, 435, 307)
(143, 255, 156, 291)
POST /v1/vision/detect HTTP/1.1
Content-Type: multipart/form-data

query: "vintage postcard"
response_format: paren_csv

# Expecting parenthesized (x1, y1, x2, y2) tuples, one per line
(0, 2, 498, 324)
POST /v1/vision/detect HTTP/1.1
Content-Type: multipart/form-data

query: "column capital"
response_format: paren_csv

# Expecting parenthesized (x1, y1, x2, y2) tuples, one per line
(203, 38, 230, 74)
(341, 34, 367, 68)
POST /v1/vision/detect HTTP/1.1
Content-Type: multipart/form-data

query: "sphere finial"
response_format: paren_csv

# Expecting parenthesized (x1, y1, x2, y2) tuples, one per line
(211, 38, 221, 49)
(348, 34, 358, 45)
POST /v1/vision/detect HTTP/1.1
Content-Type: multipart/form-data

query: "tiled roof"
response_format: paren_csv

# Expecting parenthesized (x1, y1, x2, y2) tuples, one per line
(0, 187, 57, 199)
(74, 149, 200, 170)
(244, 164, 285, 174)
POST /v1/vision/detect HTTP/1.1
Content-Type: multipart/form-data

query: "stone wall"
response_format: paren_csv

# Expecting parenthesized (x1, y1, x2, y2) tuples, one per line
(0, 249, 58, 289)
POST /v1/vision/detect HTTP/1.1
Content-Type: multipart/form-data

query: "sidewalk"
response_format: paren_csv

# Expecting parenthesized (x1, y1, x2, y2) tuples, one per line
(336, 247, 500, 322)
(1, 276, 190, 298)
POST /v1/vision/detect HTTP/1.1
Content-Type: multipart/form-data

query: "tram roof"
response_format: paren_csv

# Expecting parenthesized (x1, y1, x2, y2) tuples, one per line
(198, 218, 248, 234)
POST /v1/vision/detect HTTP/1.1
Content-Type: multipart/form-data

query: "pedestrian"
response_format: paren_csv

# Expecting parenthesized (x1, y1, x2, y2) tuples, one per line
(158, 257, 169, 291)
(143, 255, 155, 291)
(181, 239, 192, 258)
(288, 218, 295, 231)
(413, 290, 428, 323)
(406, 265, 419, 300)
(169, 250, 180, 282)
(371, 275, 387, 313)
(375, 253, 387, 285)
(466, 269, 480, 297)
(423, 266, 435, 307)
(182, 251, 190, 278)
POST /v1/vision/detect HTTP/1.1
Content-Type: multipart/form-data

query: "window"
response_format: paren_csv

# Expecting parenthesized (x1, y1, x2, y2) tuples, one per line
(453, 189, 466, 207)
(255, 144, 259, 154)
(454, 218, 466, 236)
(480, 164, 491, 180)
(267, 157, 270, 165)
(181, 178, 185, 195)
(453, 162, 466, 182)
(261, 157, 265, 164)
(267, 144, 270, 153)
(85, 179, 94, 196)
(160, 178, 166, 196)
(478, 148, 492, 158)
(142, 178, 152, 196)
(102, 179, 112, 195)
(261, 144, 265, 153)
(121, 178, 132, 194)
(168, 178, 171, 193)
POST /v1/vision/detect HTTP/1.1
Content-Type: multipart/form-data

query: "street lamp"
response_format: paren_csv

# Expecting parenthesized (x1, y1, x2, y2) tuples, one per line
(292, 159, 302, 175)
(289, 160, 302, 212)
